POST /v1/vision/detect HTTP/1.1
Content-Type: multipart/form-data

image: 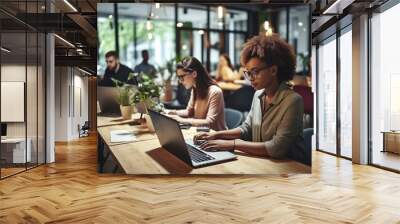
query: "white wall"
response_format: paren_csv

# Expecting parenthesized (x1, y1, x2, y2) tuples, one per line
(1, 63, 46, 164)
(55, 67, 89, 141)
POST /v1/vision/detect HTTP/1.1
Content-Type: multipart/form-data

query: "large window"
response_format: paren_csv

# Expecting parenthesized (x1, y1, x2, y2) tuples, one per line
(339, 27, 352, 158)
(97, 3, 176, 76)
(370, 3, 400, 171)
(98, 3, 249, 76)
(317, 35, 337, 154)
(0, 1, 46, 179)
(288, 5, 310, 74)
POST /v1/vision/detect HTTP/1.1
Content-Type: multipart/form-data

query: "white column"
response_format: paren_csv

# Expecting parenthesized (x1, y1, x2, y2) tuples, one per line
(352, 14, 369, 164)
(46, 32, 55, 163)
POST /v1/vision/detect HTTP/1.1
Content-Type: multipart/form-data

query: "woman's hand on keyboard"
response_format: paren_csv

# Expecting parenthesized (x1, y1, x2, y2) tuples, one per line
(193, 132, 216, 144)
(198, 139, 235, 152)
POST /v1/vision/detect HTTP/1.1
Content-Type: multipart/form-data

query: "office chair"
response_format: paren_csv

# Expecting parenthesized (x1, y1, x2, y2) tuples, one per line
(78, 121, 90, 138)
(224, 108, 244, 129)
(288, 128, 313, 166)
(225, 85, 255, 112)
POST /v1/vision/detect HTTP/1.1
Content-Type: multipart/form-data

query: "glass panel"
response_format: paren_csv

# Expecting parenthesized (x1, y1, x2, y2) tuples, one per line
(209, 31, 222, 75)
(38, 33, 45, 165)
(209, 6, 247, 31)
(317, 36, 337, 154)
(339, 28, 352, 158)
(371, 3, 400, 171)
(27, 31, 38, 169)
(178, 5, 207, 29)
(228, 33, 246, 70)
(179, 30, 205, 63)
(225, 9, 247, 31)
(132, 19, 175, 70)
(118, 18, 135, 70)
(289, 5, 310, 74)
(209, 7, 224, 30)
(97, 3, 116, 76)
(1, 31, 28, 177)
(277, 8, 287, 41)
(95, 3, 176, 78)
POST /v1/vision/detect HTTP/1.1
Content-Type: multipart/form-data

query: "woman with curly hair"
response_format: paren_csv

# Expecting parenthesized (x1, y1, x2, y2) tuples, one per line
(195, 34, 305, 160)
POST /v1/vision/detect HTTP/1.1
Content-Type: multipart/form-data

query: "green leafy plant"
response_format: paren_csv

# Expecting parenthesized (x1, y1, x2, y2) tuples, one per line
(133, 72, 163, 111)
(158, 57, 181, 83)
(112, 77, 135, 107)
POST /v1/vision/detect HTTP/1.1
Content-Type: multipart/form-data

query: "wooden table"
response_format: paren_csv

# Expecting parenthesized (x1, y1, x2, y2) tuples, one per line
(97, 124, 158, 147)
(97, 124, 310, 174)
(217, 82, 243, 91)
(97, 113, 142, 127)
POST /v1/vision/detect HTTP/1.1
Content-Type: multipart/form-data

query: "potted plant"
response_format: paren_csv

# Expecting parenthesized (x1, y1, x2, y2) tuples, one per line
(112, 78, 135, 120)
(133, 72, 164, 131)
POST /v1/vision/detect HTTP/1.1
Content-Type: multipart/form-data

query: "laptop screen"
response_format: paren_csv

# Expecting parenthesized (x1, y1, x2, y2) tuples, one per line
(148, 109, 192, 165)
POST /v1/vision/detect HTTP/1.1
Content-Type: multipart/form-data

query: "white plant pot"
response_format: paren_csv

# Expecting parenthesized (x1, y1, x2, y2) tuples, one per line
(120, 105, 133, 120)
(144, 114, 155, 132)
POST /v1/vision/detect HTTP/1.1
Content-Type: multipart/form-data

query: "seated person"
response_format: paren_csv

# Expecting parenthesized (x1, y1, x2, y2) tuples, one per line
(166, 56, 227, 131)
(215, 54, 237, 82)
(194, 34, 305, 159)
(134, 50, 157, 79)
(99, 51, 137, 86)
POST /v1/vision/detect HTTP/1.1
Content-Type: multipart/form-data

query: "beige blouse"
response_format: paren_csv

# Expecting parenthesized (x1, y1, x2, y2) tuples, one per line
(177, 85, 227, 131)
(239, 82, 305, 159)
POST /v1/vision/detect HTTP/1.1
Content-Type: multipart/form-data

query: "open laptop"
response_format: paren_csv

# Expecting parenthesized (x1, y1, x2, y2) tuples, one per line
(97, 86, 121, 115)
(148, 109, 236, 168)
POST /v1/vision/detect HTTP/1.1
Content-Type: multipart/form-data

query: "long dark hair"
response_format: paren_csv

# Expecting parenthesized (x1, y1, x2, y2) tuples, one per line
(221, 53, 234, 70)
(176, 56, 217, 100)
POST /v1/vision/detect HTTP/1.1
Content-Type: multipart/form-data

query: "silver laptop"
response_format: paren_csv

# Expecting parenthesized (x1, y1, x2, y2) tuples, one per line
(97, 86, 120, 115)
(148, 109, 236, 168)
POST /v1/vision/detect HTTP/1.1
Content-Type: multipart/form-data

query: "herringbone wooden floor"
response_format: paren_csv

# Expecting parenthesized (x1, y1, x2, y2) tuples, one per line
(1, 135, 400, 223)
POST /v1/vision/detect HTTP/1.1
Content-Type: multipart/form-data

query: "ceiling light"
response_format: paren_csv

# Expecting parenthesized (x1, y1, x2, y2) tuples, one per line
(263, 21, 270, 30)
(1, 47, 11, 53)
(217, 6, 224, 19)
(108, 15, 113, 19)
(63, 0, 78, 12)
(298, 22, 303, 27)
(177, 22, 183, 27)
(155, 3, 160, 9)
(198, 30, 204, 35)
(146, 20, 153, 30)
(54, 34, 75, 48)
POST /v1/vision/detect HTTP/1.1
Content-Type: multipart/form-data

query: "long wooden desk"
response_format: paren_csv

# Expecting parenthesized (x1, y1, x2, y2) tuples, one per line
(97, 123, 310, 174)
(97, 113, 142, 128)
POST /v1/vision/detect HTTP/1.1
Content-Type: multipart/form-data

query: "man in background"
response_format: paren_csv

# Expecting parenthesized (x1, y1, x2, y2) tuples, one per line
(134, 50, 157, 79)
(99, 50, 137, 86)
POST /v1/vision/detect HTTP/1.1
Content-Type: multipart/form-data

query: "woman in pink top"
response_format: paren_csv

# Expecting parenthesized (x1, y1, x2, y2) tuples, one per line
(166, 57, 227, 131)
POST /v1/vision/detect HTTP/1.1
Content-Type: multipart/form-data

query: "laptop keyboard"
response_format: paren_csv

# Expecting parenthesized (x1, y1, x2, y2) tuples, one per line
(187, 144, 215, 163)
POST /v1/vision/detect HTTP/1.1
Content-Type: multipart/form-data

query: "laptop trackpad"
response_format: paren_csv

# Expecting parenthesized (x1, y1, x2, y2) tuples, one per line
(205, 151, 236, 160)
